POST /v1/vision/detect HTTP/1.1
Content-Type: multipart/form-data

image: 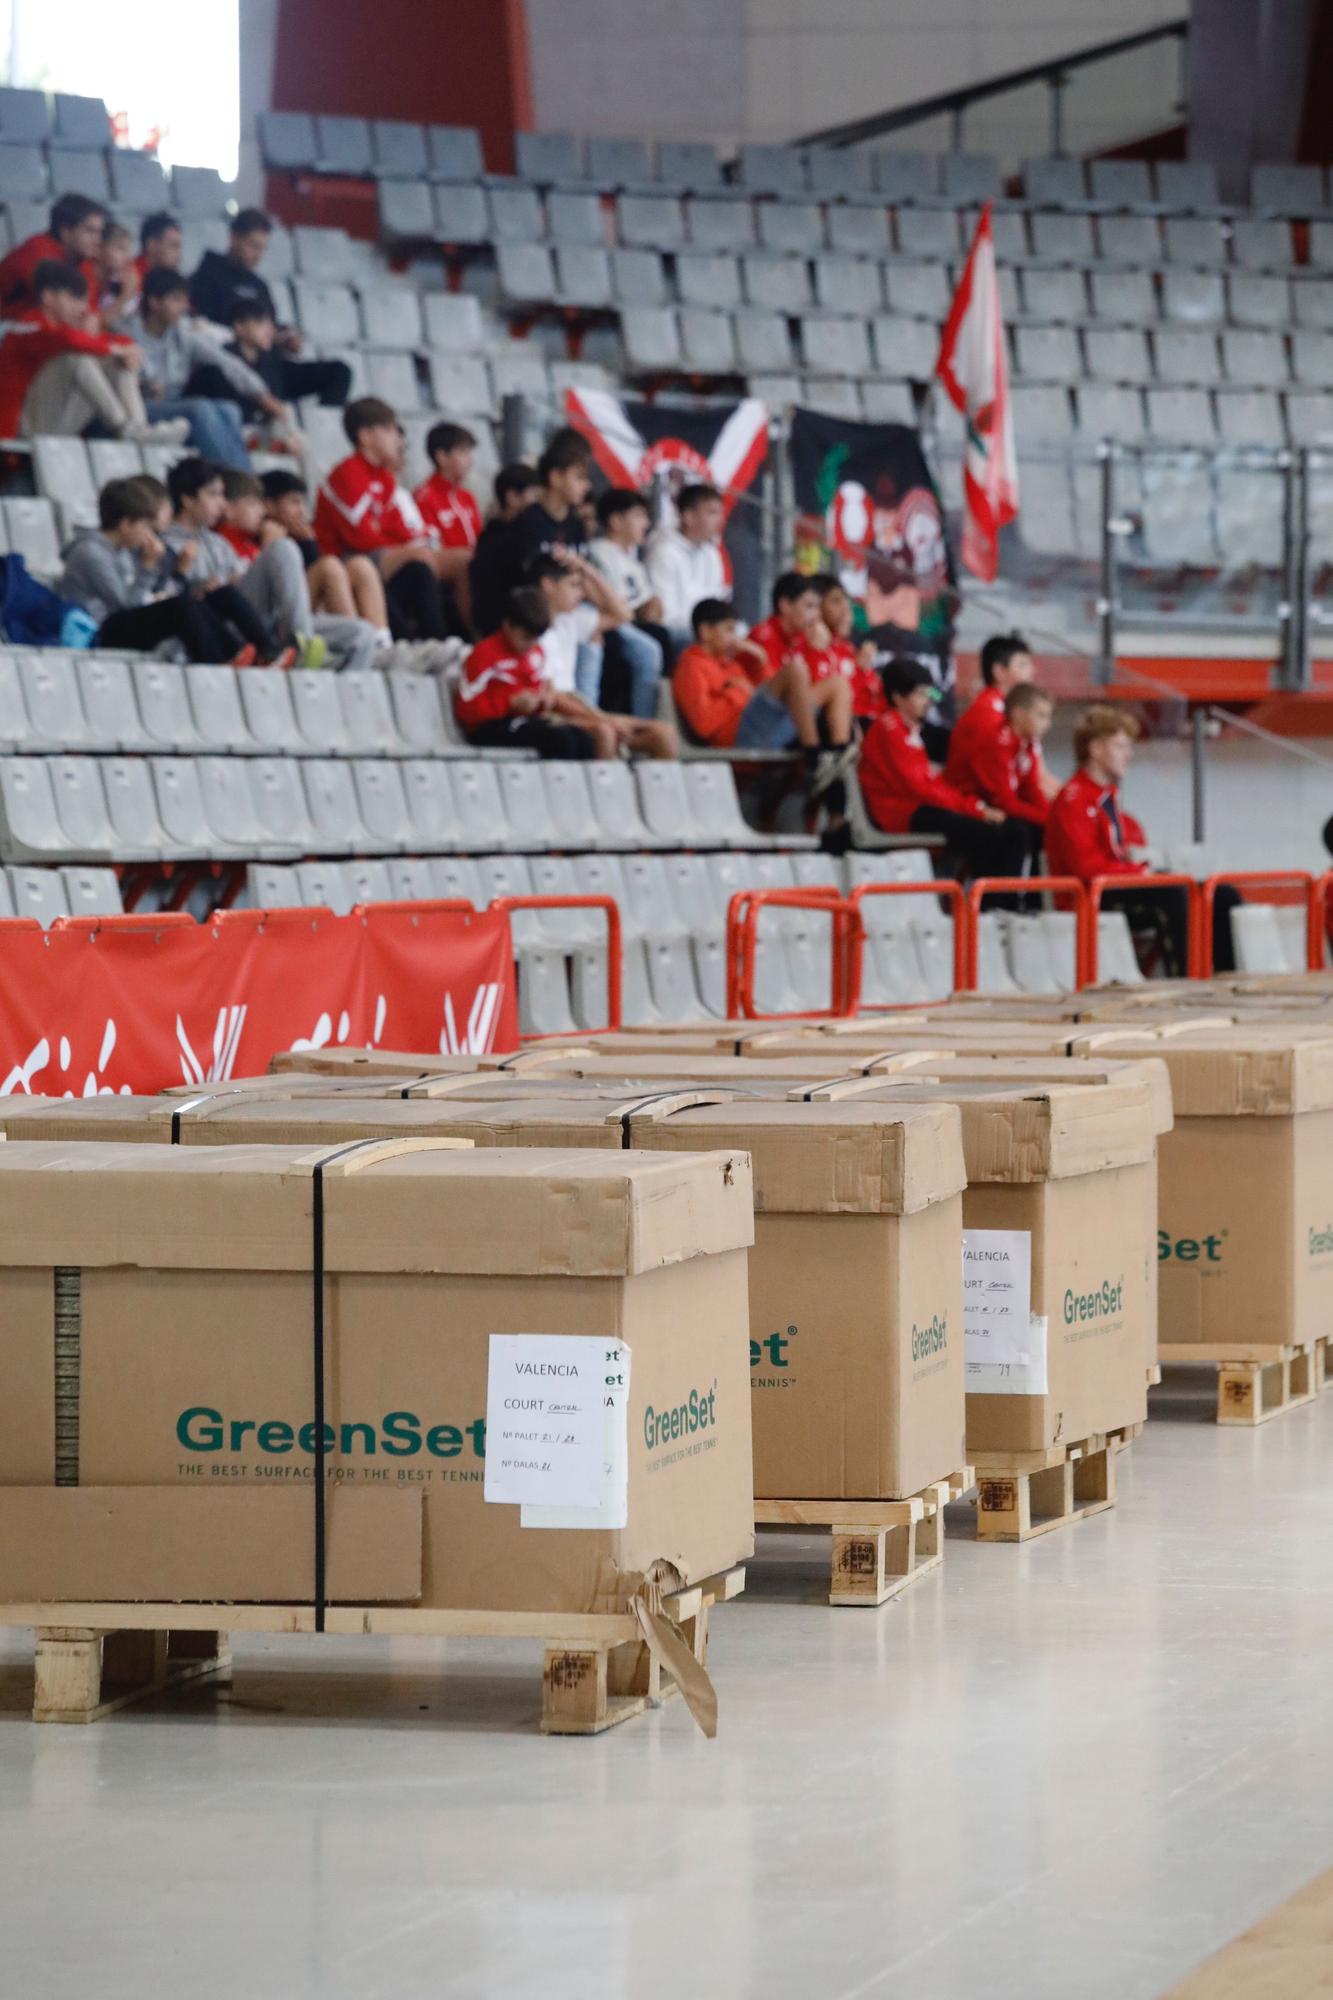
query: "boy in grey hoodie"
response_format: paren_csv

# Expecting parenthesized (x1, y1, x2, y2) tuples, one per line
(59, 478, 259, 662)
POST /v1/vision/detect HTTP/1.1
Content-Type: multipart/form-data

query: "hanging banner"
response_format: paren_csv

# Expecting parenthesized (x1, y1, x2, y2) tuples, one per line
(788, 407, 959, 701)
(0, 904, 518, 1097)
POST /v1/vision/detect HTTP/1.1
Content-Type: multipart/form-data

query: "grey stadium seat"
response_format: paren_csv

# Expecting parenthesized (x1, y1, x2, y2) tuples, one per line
(76, 658, 152, 753)
(1088, 160, 1153, 208)
(1161, 269, 1226, 323)
(611, 248, 667, 305)
(516, 132, 585, 185)
(1010, 384, 1073, 441)
(871, 315, 938, 377)
(1013, 326, 1082, 383)
(1089, 268, 1156, 325)
(361, 286, 423, 348)
(8, 866, 66, 924)
(430, 855, 485, 907)
(1229, 274, 1293, 329)
(302, 761, 372, 853)
(1084, 327, 1152, 383)
(735, 311, 794, 371)
(423, 292, 484, 349)
(620, 308, 681, 371)
(806, 149, 872, 199)
(344, 859, 394, 908)
(61, 865, 121, 918)
(582, 762, 657, 849)
(1231, 219, 1296, 271)
(986, 208, 1030, 261)
(757, 201, 824, 255)
(1292, 332, 1333, 387)
(587, 137, 651, 188)
(496, 242, 555, 303)
(110, 149, 168, 211)
(883, 263, 950, 318)
(656, 141, 723, 191)
(743, 254, 811, 312)
(1221, 329, 1288, 383)
(427, 354, 491, 413)
(490, 348, 550, 399)
(1146, 387, 1218, 443)
(427, 126, 485, 181)
(288, 670, 352, 755)
(801, 380, 861, 418)
(313, 116, 373, 175)
(1013, 461, 1077, 558)
(293, 281, 360, 346)
(260, 110, 317, 169)
(133, 662, 204, 752)
(388, 677, 451, 757)
(737, 144, 807, 195)
(433, 183, 488, 243)
(149, 758, 222, 857)
(616, 193, 686, 249)
(495, 762, 550, 851)
(400, 760, 459, 851)
(250, 758, 317, 850)
(861, 380, 915, 422)
(895, 208, 962, 260)
(827, 203, 890, 257)
(247, 863, 301, 909)
(802, 316, 872, 376)
(54, 93, 110, 146)
(1215, 390, 1285, 447)
(372, 120, 429, 177)
(1096, 214, 1161, 265)
(296, 861, 352, 915)
(1153, 161, 1220, 210)
(679, 309, 736, 372)
(0, 146, 47, 201)
(197, 756, 286, 856)
(1153, 328, 1221, 384)
(676, 252, 741, 309)
(386, 857, 438, 901)
(18, 654, 89, 752)
(449, 761, 516, 852)
(338, 673, 403, 757)
(487, 185, 544, 242)
(0, 88, 51, 144)
(293, 225, 357, 279)
(942, 153, 1002, 204)
(32, 437, 95, 511)
(379, 179, 434, 240)
(188, 665, 255, 753)
(1163, 217, 1228, 266)
(4, 501, 59, 576)
(685, 197, 756, 251)
(1251, 163, 1324, 214)
(1024, 157, 1087, 206)
(1019, 266, 1088, 322)
(815, 254, 883, 316)
(237, 669, 304, 756)
(548, 191, 603, 245)
(1141, 461, 1219, 566)
(541, 762, 602, 848)
(172, 167, 230, 218)
(1029, 213, 1095, 262)
(873, 152, 935, 201)
(351, 760, 413, 851)
(1075, 383, 1147, 438)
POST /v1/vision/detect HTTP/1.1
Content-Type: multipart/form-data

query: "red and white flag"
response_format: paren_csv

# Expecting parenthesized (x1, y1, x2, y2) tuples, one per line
(935, 202, 1018, 581)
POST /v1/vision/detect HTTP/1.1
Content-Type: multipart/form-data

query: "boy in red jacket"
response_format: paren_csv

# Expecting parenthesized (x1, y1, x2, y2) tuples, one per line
(0, 261, 184, 444)
(1046, 704, 1237, 972)
(858, 659, 1029, 878)
(0, 194, 106, 312)
(948, 682, 1054, 877)
(315, 396, 460, 640)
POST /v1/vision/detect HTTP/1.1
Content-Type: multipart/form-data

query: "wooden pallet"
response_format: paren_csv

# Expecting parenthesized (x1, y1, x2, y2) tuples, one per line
(1158, 1338, 1326, 1426)
(972, 1433, 1118, 1543)
(3, 1568, 746, 1738)
(755, 1468, 974, 1606)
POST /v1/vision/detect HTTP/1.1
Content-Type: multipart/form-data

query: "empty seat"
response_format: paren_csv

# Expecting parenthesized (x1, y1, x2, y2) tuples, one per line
(586, 137, 651, 187)
(540, 762, 602, 848)
(385, 857, 437, 901)
(827, 203, 890, 257)
(552, 244, 609, 306)
(348, 760, 412, 850)
(814, 253, 883, 315)
(657, 141, 723, 191)
(487, 185, 544, 242)
(806, 149, 873, 199)
(679, 309, 736, 372)
(372, 119, 429, 177)
(1163, 217, 1227, 266)
(1013, 460, 1077, 558)
(737, 144, 806, 195)
(288, 670, 351, 755)
(1228, 273, 1292, 329)
(1291, 331, 1333, 386)
(296, 860, 352, 915)
(426, 354, 491, 412)
(1146, 387, 1218, 444)
(187, 665, 253, 752)
(801, 315, 872, 376)
(0, 145, 46, 202)
(683, 763, 775, 849)
(616, 193, 686, 249)
(250, 758, 316, 849)
(895, 208, 962, 261)
(582, 762, 657, 848)
(54, 93, 110, 147)
(0, 88, 50, 144)
(48, 147, 106, 199)
(685, 197, 756, 251)
(314, 114, 373, 175)
(18, 655, 90, 752)
(1096, 214, 1160, 265)
(1153, 328, 1221, 383)
(432, 182, 488, 243)
(1221, 328, 1288, 384)
(1013, 326, 1082, 382)
(3, 500, 58, 576)
(873, 152, 935, 202)
(1140, 457, 1218, 563)
(861, 379, 915, 422)
(1084, 327, 1152, 382)
(247, 862, 301, 908)
(360, 286, 423, 349)
(1029, 213, 1095, 262)
(449, 761, 515, 851)
(292, 280, 360, 346)
(1024, 157, 1087, 206)
(883, 262, 950, 318)
(386, 677, 450, 757)
(1161, 269, 1225, 324)
(1088, 159, 1153, 208)
(1088, 268, 1155, 325)
(427, 126, 485, 181)
(1232, 218, 1295, 270)
(742, 253, 811, 312)
(1251, 163, 1324, 214)
(8, 867, 67, 925)
(872, 314, 942, 378)
(1154, 161, 1220, 210)
(620, 306, 681, 371)
(735, 310, 794, 371)
(801, 379, 861, 418)
(75, 657, 151, 753)
(197, 756, 280, 854)
(398, 760, 458, 851)
(378, 179, 434, 239)
(150, 758, 221, 856)
(1075, 382, 1146, 438)
(942, 153, 1001, 204)
(343, 859, 395, 907)
(528, 854, 605, 946)
(172, 166, 229, 217)
(97, 756, 167, 859)
(986, 208, 1030, 261)
(60, 864, 121, 919)
(516, 132, 584, 184)
(1019, 266, 1087, 322)
(132, 662, 203, 751)
(1285, 390, 1333, 442)
(494, 762, 550, 850)
(548, 190, 603, 245)
(1010, 384, 1074, 440)
(607, 248, 665, 308)
(302, 760, 372, 853)
(338, 672, 403, 756)
(109, 148, 169, 211)
(756, 201, 823, 255)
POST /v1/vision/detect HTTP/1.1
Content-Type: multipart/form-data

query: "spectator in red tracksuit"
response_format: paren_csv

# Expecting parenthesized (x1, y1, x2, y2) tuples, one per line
(947, 682, 1055, 870)
(0, 261, 178, 444)
(0, 193, 106, 312)
(1046, 705, 1238, 974)
(858, 660, 1029, 879)
(945, 629, 1060, 802)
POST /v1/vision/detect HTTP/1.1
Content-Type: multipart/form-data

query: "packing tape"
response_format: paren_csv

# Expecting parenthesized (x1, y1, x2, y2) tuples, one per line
(632, 1597, 718, 1739)
(615, 1089, 744, 1148)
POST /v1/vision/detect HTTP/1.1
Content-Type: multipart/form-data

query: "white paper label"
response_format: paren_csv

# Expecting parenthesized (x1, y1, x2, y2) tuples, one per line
(522, 1342, 631, 1531)
(962, 1229, 1048, 1396)
(484, 1334, 615, 1510)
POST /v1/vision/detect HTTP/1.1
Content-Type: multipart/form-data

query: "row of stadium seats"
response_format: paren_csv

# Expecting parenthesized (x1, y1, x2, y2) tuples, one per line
(378, 184, 1333, 270)
(0, 143, 228, 216)
(0, 751, 801, 865)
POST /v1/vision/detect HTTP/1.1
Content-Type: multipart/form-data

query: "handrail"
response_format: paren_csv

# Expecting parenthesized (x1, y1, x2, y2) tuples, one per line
(725, 887, 853, 1020)
(1197, 870, 1324, 977)
(1084, 872, 1201, 983)
(796, 18, 1187, 150)
(487, 894, 622, 1033)
(963, 876, 1088, 991)
(846, 880, 967, 1011)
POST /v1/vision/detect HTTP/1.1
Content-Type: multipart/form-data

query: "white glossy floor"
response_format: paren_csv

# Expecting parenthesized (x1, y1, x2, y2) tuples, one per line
(3, 1371, 1331, 2000)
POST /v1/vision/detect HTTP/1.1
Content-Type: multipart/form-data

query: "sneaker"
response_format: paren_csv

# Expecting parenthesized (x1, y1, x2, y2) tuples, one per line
(295, 633, 329, 671)
(808, 741, 859, 797)
(265, 644, 299, 672)
(124, 418, 191, 445)
(228, 644, 258, 668)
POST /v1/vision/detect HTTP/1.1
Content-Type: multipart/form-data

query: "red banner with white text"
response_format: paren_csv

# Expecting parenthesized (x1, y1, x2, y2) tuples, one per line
(0, 904, 518, 1096)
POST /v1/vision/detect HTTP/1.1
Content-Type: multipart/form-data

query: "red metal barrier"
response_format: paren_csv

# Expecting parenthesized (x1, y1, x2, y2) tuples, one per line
(1197, 871, 1324, 976)
(1084, 872, 1202, 984)
(846, 879, 968, 1011)
(963, 877, 1089, 991)
(488, 894, 622, 1032)
(725, 888, 854, 1019)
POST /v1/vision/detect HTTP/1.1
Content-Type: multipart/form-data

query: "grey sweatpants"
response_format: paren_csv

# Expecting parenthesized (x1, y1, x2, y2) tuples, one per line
(20, 352, 149, 437)
(237, 538, 376, 668)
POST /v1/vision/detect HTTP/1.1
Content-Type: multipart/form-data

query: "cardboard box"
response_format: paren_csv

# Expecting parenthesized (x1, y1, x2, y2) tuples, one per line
(1092, 1028, 1333, 1348)
(814, 1052, 1174, 1138)
(0, 1143, 756, 1614)
(806, 1078, 1155, 1454)
(625, 1098, 967, 1501)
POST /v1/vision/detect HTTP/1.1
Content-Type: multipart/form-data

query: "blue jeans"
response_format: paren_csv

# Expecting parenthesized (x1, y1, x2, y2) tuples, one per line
(615, 620, 664, 718)
(574, 639, 604, 704)
(146, 397, 251, 470)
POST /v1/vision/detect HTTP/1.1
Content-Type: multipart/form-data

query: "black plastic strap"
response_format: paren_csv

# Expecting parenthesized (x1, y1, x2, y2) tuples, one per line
(170, 1110, 181, 1144)
(309, 1139, 384, 1631)
(616, 1091, 692, 1149)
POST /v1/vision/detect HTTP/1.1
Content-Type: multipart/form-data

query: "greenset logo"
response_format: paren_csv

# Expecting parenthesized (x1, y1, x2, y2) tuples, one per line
(643, 1381, 717, 1449)
(1159, 1230, 1227, 1264)
(1310, 1225, 1333, 1257)
(751, 1325, 796, 1369)
(176, 1408, 486, 1459)
(1063, 1279, 1124, 1325)
(911, 1313, 948, 1361)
